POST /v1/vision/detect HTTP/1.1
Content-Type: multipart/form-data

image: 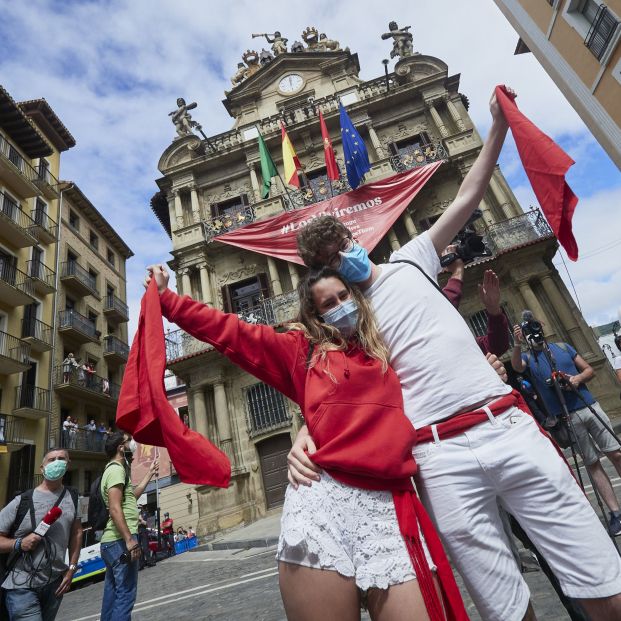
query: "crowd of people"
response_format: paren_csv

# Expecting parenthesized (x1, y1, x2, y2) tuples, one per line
(61, 353, 111, 395)
(61, 415, 112, 451)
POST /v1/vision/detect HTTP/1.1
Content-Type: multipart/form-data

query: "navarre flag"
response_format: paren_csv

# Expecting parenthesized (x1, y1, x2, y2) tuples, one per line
(319, 110, 339, 181)
(281, 122, 302, 187)
(339, 102, 371, 189)
(494, 85, 579, 260)
(258, 132, 278, 199)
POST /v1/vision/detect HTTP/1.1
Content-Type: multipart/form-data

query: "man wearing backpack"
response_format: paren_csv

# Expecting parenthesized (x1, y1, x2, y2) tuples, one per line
(0, 447, 82, 621)
(511, 316, 621, 536)
(99, 431, 158, 621)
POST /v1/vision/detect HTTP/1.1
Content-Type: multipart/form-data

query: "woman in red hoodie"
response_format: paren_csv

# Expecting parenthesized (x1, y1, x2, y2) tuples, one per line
(146, 264, 466, 621)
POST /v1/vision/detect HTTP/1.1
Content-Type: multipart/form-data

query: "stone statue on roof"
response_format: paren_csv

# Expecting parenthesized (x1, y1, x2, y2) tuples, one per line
(252, 31, 288, 55)
(291, 40, 305, 53)
(319, 33, 341, 51)
(168, 98, 200, 138)
(381, 21, 414, 58)
(259, 48, 274, 65)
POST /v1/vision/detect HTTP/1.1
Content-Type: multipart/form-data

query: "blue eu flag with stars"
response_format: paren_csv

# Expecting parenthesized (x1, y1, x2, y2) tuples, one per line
(339, 102, 371, 189)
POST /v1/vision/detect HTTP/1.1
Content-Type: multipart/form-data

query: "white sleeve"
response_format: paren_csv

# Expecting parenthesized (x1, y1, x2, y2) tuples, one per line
(613, 357, 621, 371)
(389, 231, 441, 280)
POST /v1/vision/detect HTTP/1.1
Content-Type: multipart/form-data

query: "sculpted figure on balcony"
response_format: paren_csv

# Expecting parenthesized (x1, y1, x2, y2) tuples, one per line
(252, 31, 288, 55)
(168, 97, 200, 139)
(381, 21, 414, 59)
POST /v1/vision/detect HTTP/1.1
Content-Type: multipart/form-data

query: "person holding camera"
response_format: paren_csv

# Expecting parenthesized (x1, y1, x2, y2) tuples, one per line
(511, 317, 621, 536)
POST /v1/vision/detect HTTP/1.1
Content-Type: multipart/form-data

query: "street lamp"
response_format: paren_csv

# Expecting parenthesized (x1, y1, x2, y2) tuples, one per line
(382, 59, 390, 92)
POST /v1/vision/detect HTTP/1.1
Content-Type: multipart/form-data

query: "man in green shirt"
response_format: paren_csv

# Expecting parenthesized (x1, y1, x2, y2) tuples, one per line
(99, 431, 158, 621)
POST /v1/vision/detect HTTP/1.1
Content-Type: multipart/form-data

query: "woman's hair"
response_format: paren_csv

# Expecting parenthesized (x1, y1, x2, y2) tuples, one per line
(290, 266, 389, 372)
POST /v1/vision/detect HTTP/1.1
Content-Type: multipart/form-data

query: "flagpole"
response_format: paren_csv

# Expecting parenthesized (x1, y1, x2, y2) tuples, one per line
(155, 446, 161, 554)
(274, 167, 296, 211)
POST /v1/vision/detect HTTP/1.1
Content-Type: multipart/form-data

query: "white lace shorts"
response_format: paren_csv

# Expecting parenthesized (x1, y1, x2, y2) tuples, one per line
(276, 472, 434, 591)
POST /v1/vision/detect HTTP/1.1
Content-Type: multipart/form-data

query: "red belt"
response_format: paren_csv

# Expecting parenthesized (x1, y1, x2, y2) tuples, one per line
(416, 390, 526, 444)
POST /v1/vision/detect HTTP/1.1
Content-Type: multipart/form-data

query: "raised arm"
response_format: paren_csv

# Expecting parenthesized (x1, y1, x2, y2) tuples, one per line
(477, 270, 510, 356)
(429, 88, 513, 253)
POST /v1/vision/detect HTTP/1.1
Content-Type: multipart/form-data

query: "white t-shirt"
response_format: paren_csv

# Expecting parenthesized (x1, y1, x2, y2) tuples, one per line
(613, 356, 621, 371)
(365, 231, 511, 427)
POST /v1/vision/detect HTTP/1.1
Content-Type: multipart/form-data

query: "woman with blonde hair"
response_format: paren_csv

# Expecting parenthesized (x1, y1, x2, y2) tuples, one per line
(145, 263, 466, 621)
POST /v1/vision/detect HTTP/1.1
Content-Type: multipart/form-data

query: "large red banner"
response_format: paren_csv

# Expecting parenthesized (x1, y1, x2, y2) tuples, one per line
(214, 162, 442, 264)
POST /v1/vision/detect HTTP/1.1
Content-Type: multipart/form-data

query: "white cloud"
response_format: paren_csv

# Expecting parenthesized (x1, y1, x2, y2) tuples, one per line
(0, 0, 618, 338)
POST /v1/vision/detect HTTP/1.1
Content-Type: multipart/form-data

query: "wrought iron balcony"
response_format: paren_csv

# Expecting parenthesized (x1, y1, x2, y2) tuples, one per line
(286, 177, 351, 210)
(0, 190, 38, 247)
(103, 335, 130, 364)
(389, 142, 448, 174)
(0, 262, 36, 306)
(165, 329, 213, 364)
(14, 385, 52, 419)
(30, 208, 58, 244)
(60, 261, 98, 297)
(203, 205, 256, 240)
(54, 366, 120, 403)
(0, 413, 28, 446)
(27, 259, 56, 294)
(103, 293, 129, 323)
(57, 309, 99, 343)
(0, 330, 31, 374)
(59, 425, 107, 454)
(244, 382, 293, 438)
(21, 317, 53, 352)
(485, 209, 554, 256)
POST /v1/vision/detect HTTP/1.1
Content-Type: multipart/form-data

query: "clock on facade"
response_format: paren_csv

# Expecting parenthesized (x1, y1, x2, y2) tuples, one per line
(278, 74, 304, 94)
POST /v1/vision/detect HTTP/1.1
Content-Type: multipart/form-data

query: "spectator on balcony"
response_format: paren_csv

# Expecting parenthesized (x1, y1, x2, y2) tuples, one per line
(62, 416, 73, 448)
(102, 377, 110, 395)
(77, 362, 86, 387)
(97, 422, 108, 451)
(62, 353, 78, 383)
(68, 419, 78, 450)
(85, 362, 95, 389)
(85, 419, 97, 451)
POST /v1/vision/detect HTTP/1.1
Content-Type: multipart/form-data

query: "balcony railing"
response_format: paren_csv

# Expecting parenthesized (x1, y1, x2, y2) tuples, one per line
(0, 413, 26, 445)
(60, 261, 98, 295)
(21, 317, 53, 348)
(15, 385, 52, 412)
(104, 334, 130, 359)
(203, 206, 256, 240)
(0, 262, 35, 297)
(30, 208, 58, 241)
(60, 425, 107, 453)
(27, 259, 55, 289)
(286, 177, 352, 210)
(485, 209, 554, 255)
(244, 382, 292, 438)
(0, 135, 59, 190)
(390, 142, 448, 174)
(104, 293, 129, 320)
(0, 330, 31, 364)
(1, 190, 37, 231)
(58, 309, 98, 339)
(54, 366, 120, 400)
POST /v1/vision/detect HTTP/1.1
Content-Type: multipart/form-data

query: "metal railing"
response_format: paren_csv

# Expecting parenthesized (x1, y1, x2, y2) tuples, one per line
(1, 190, 37, 232)
(389, 142, 448, 173)
(203, 205, 256, 240)
(54, 366, 120, 400)
(57, 309, 98, 339)
(286, 177, 352, 210)
(585, 4, 620, 60)
(104, 293, 129, 319)
(0, 330, 30, 363)
(60, 426, 106, 453)
(30, 208, 58, 239)
(15, 385, 52, 411)
(60, 261, 97, 294)
(0, 135, 59, 189)
(485, 209, 553, 255)
(244, 382, 292, 437)
(104, 335, 130, 359)
(0, 413, 26, 445)
(27, 259, 55, 288)
(21, 316, 53, 347)
(165, 329, 213, 363)
(0, 261, 35, 297)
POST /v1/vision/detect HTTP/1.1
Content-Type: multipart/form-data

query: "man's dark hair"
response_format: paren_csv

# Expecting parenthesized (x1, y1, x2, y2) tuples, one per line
(42, 447, 70, 463)
(296, 215, 349, 267)
(105, 431, 127, 459)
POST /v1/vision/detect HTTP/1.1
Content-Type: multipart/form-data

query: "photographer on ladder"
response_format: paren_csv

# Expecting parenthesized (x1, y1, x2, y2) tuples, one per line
(511, 311, 621, 536)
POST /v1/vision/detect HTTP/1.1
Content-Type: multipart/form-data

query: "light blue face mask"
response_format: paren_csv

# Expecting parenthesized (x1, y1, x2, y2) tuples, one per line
(43, 459, 68, 481)
(338, 243, 372, 283)
(321, 299, 359, 338)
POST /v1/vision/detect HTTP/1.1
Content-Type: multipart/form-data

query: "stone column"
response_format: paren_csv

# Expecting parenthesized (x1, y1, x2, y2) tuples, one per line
(247, 162, 261, 202)
(189, 185, 201, 224)
(192, 387, 208, 437)
(199, 263, 213, 305)
(181, 268, 192, 297)
(387, 228, 400, 251)
(402, 211, 417, 238)
(173, 190, 184, 230)
(267, 257, 283, 296)
(287, 262, 300, 289)
(426, 103, 449, 139)
(167, 193, 177, 233)
(214, 382, 234, 461)
(445, 98, 466, 132)
(365, 122, 384, 159)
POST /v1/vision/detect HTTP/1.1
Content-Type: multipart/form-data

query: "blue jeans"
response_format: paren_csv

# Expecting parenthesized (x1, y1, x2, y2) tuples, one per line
(100, 537, 139, 621)
(4, 576, 63, 621)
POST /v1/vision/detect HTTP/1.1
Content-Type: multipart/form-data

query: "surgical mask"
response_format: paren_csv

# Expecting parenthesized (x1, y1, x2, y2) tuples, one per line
(338, 243, 372, 283)
(321, 299, 359, 338)
(123, 439, 138, 462)
(43, 459, 68, 481)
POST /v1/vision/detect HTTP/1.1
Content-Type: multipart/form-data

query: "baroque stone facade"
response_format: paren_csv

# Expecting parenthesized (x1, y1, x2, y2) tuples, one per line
(152, 47, 620, 537)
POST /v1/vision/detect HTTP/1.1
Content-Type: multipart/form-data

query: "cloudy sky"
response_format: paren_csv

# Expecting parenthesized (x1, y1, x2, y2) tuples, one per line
(1, 0, 619, 339)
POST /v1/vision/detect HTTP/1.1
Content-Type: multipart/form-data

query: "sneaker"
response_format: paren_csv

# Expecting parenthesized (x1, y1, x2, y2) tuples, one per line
(608, 513, 621, 536)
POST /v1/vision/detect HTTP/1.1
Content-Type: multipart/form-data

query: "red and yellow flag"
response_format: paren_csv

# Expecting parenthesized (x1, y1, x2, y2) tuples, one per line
(319, 110, 340, 181)
(281, 122, 302, 187)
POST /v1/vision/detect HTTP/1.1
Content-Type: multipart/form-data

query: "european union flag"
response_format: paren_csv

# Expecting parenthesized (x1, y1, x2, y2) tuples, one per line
(339, 102, 371, 189)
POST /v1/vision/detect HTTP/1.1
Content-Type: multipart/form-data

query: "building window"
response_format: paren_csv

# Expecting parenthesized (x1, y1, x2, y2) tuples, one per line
(210, 194, 250, 219)
(245, 382, 290, 436)
(34, 199, 47, 226)
(107, 248, 115, 266)
(222, 274, 271, 318)
(89, 231, 99, 250)
(584, 3, 620, 60)
(7, 144, 21, 168)
(68, 210, 79, 231)
(38, 158, 50, 181)
(88, 268, 98, 289)
(1, 192, 18, 219)
(467, 306, 514, 348)
(389, 133, 432, 158)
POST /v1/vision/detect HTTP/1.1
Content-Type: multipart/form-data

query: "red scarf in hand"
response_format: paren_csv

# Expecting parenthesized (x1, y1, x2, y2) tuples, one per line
(495, 85, 579, 260)
(117, 281, 231, 487)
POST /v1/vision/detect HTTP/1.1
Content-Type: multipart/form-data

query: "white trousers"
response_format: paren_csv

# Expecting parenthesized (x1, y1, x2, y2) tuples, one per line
(412, 406, 621, 621)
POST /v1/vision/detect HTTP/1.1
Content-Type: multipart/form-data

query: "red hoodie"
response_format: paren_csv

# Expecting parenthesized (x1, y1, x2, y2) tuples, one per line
(160, 288, 468, 621)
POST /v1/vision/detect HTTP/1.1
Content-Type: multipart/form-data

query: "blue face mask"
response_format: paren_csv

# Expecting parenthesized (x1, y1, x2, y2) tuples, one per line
(43, 459, 68, 481)
(321, 299, 359, 338)
(338, 243, 372, 283)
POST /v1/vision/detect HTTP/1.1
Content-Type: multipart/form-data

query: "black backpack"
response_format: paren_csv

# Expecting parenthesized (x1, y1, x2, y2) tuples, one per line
(88, 462, 129, 530)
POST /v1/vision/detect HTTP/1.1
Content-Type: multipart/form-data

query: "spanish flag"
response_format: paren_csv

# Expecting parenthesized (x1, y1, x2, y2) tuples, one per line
(281, 122, 302, 187)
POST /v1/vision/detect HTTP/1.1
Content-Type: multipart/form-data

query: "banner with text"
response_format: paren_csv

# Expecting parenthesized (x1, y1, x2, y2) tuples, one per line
(214, 162, 443, 264)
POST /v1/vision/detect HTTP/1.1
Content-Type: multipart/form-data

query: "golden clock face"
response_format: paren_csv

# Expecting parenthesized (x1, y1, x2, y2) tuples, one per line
(278, 74, 304, 94)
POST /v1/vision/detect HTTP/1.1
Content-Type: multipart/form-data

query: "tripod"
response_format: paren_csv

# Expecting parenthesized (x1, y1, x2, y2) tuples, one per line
(527, 337, 621, 554)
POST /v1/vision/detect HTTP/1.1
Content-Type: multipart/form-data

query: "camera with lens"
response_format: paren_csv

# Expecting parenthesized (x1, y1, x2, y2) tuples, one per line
(439, 210, 492, 267)
(520, 310, 545, 346)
